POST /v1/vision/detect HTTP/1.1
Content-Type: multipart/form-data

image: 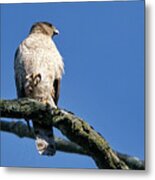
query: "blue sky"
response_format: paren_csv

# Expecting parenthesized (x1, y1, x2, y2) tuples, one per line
(0, 1, 144, 168)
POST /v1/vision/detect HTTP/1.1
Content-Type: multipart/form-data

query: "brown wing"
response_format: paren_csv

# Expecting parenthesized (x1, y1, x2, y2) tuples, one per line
(53, 79, 61, 105)
(14, 48, 26, 98)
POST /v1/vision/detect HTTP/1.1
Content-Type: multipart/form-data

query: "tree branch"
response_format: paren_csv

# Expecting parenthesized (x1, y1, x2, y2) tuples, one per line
(0, 98, 144, 169)
(1, 120, 144, 169)
(0, 120, 87, 156)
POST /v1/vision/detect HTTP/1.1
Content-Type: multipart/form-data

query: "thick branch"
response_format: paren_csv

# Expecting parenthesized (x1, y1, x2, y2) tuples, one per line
(1, 120, 144, 169)
(0, 98, 143, 169)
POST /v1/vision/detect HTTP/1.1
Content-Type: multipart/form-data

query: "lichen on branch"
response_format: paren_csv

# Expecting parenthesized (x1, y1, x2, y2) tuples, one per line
(0, 98, 144, 169)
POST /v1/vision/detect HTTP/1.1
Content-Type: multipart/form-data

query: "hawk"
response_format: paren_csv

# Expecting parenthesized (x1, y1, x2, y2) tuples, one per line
(14, 22, 64, 156)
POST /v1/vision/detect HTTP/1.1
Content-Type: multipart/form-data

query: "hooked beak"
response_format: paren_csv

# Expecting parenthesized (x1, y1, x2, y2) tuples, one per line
(54, 27, 59, 35)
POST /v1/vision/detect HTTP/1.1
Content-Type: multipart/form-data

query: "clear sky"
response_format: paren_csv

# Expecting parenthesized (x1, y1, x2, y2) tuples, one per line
(1, 1, 144, 168)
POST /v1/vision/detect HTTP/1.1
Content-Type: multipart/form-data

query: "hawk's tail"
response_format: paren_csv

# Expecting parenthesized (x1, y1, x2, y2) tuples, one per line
(33, 121, 56, 156)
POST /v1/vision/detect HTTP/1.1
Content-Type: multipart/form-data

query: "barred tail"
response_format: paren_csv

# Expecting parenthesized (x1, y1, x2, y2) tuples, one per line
(33, 121, 56, 156)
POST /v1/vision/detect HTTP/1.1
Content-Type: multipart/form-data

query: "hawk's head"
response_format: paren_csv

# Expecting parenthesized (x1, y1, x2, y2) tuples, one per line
(29, 22, 59, 37)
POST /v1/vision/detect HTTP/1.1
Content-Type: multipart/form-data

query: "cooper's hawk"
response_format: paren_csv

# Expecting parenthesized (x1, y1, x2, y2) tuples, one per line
(14, 22, 64, 156)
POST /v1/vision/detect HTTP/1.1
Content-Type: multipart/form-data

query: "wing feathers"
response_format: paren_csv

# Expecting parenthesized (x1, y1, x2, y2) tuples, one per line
(53, 79, 61, 105)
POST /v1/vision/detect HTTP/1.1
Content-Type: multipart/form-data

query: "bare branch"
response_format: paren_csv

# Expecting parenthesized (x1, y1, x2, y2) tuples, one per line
(0, 98, 144, 169)
(1, 120, 144, 169)
(0, 120, 87, 156)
